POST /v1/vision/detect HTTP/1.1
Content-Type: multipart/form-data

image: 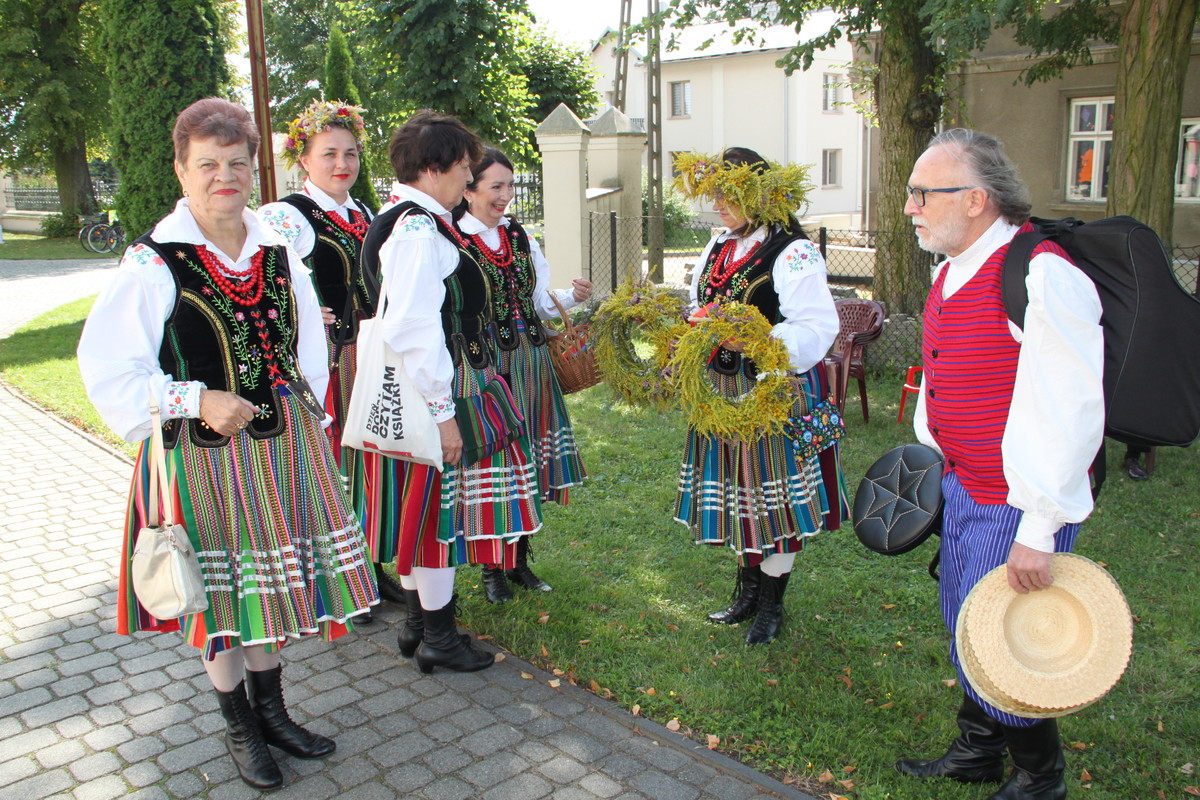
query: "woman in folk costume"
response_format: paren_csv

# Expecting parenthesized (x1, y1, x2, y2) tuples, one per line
(77, 98, 377, 790)
(673, 147, 847, 645)
(258, 100, 404, 620)
(452, 147, 592, 603)
(362, 112, 542, 673)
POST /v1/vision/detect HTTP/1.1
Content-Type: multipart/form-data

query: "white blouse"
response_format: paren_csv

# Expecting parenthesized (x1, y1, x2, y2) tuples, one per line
(257, 178, 372, 260)
(77, 199, 329, 442)
(456, 211, 580, 320)
(688, 225, 839, 373)
(913, 217, 1105, 553)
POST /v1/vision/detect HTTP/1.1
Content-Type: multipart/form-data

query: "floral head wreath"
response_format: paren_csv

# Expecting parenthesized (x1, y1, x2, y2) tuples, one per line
(282, 100, 367, 169)
(671, 150, 813, 229)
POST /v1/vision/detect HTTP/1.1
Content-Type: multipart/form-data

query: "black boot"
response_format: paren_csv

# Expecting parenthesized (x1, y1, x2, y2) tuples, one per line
(505, 537, 551, 591)
(745, 572, 790, 645)
(215, 680, 282, 790)
(482, 566, 514, 603)
(895, 694, 1007, 783)
(987, 719, 1067, 799)
(707, 564, 761, 624)
(397, 588, 424, 657)
(375, 563, 407, 604)
(414, 601, 495, 674)
(247, 665, 336, 759)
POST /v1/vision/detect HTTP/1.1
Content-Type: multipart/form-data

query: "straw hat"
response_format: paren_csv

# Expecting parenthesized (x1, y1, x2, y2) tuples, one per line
(956, 553, 1133, 717)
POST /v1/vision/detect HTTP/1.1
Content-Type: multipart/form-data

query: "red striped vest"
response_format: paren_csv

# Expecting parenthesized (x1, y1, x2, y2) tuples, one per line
(922, 224, 1068, 504)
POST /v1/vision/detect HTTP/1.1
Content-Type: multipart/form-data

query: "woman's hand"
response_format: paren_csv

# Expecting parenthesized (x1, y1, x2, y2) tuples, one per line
(438, 418, 463, 467)
(571, 279, 593, 303)
(199, 389, 259, 436)
(320, 306, 336, 326)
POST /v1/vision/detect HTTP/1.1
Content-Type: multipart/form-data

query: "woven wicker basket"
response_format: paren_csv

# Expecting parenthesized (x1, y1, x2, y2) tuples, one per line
(546, 293, 601, 394)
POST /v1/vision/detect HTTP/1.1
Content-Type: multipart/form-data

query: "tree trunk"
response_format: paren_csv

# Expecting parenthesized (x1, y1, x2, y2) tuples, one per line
(53, 134, 97, 216)
(1107, 0, 1198, 246)
(872, 0, 943, 315)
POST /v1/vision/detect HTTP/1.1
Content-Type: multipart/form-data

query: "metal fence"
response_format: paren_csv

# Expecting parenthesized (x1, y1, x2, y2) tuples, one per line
(4, 180, 119, 212)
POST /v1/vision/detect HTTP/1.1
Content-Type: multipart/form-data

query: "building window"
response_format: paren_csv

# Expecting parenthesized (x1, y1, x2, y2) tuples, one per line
(1067, 97, 1114, 202)
(670, 81, 691, 118)
(822, 74, 841, 113)
(1176, 119, 1200, 200)
(822, 149, 840, 187)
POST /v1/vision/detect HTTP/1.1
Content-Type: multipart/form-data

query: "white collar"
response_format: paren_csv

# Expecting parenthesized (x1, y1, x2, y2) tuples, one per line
(304, 178, 358, 216)
(388, 182, 453, 221)
(457, 211, 510, 236)
(152, 198, 286, 262)
(945, 217, 1020, 271)
(715, 225, 768, 245)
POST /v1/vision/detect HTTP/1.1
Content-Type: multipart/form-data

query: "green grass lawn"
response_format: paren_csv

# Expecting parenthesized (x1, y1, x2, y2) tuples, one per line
(3, 301, 1197, 799)
(0, 231, 117, 261)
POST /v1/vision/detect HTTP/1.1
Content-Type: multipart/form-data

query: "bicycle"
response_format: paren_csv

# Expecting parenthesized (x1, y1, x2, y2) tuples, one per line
(78, 214, 126, 254)
(78, 214, 106, 253)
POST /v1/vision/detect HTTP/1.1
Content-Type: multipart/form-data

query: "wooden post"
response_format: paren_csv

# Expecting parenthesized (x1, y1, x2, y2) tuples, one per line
(245, 0, 276, 203)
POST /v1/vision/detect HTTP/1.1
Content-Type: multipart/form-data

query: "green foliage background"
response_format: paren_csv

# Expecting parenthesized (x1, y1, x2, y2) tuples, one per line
(323, 22, 380, 213)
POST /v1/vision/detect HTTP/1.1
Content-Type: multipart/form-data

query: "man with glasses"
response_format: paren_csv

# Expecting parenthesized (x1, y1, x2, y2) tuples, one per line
(895, 129, 1103, 800)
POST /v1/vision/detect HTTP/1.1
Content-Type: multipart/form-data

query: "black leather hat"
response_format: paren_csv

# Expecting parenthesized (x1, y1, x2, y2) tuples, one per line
(853, 443, 944, 555)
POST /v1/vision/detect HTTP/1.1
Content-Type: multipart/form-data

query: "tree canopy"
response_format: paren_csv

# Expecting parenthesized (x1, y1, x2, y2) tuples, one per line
(323, 21, 380, 212)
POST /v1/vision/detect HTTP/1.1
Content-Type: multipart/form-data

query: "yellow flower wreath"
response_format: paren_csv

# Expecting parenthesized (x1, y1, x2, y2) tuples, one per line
(591, 282, 689, 408)
(672, 151, 813, 229)
(670, 302, 797, 440)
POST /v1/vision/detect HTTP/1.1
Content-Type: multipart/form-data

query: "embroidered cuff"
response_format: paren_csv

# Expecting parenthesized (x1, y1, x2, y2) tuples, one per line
(427, 394, 455, 423)
(164, 381, 205, 419)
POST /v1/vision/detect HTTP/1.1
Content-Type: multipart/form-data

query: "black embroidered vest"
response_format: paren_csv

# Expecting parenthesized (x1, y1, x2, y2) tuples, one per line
(697, 226, 809, 376)
(458, 216, 546, 351)
(278, 193, 375, 344)
(144, 237, 307, 447)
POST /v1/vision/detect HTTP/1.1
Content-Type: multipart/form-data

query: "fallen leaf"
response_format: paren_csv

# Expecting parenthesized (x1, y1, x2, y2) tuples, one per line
(766, 679, 779, 686)
(1071, 742, 1088, 750)
(838, 675, 853, 690)
(878, 702, 895, 709)
(552, 668, 565, 676)
(588, 680, 601, 693)
(1184, 787, 1200, 797)
(1157, 791, 1167, 799)
(578, 639, 591, 645)
(942, 679, 957, 687)
(520, 672, 533, 680)
(666, 719, 681, 731)
(1158, 719, 1165, 732)
(494, 653, 506, 662)
(476, 634, 493, 640)
(706, 734, 719, 749)
(818, 770, 835, 783)
(1080, 768, 1093, 781)
(666, 623, 680, 630)
(838, 779, 855, 789)
(537, 612, 550, 624)
(844, 765, 857, 773)
(631, 704, 641, 717)
(1182, 763, 1195, 775)
(548, 679, 561, 688)
(843, 667, 852, 675)
(541, 645, 549, 657)
(681, 666, 691, 674)
(828, 794, 850, 800)
(645, 687, 657, 696)
(881, 603, 896, 610)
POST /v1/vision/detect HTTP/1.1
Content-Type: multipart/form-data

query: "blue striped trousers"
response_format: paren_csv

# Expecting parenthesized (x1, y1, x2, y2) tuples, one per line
(939, 472, 1080, 727)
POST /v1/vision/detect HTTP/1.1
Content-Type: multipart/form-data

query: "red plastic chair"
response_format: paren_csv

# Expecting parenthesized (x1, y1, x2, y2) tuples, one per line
(897, 366, 923, 422)
(823, 298, 885, 422)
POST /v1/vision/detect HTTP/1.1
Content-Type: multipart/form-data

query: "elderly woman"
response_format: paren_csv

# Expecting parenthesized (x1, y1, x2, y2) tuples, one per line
(356, 112, 542, 673)
(258, 100, 404, 619)
(674, 147, 847, 645)
(454, 147, 591, 603)
(78, 98, 377, 790)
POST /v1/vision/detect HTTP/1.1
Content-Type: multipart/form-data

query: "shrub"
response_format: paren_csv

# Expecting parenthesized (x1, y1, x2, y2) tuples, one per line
(40, 211, 80, 239)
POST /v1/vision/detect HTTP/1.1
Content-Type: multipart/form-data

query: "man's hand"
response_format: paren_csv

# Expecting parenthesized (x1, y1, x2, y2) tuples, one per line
(1006, 542, 1053, 594)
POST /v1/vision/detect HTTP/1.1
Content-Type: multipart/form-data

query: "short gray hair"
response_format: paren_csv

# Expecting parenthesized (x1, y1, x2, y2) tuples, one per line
(928, 128, 1031, 225)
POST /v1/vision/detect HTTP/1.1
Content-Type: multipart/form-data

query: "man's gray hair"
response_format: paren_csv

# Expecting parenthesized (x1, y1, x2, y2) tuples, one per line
(928, 128, 1031, 225)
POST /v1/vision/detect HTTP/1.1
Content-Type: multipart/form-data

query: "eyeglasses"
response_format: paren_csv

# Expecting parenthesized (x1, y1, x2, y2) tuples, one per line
(906, 186, 974, 207)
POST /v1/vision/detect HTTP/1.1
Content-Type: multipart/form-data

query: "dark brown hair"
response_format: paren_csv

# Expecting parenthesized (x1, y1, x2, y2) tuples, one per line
(388, 110, 483, 184)
(453, 147, 515, 220)
(173, 97, 260, 163)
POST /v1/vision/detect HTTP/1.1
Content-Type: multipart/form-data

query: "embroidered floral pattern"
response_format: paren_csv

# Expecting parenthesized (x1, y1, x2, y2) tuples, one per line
(258, 206, 304, 246)
(427, 396, 455, 420)
(164, 382, 201, 419)
(126, 243, 168, 270)
(396, 211, 436, 237)
(781, 240, 823, 273)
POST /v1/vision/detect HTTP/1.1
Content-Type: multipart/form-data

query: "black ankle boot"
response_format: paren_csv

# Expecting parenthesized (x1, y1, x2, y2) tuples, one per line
(505, 537, 551, 591)
(895, 694, 1007, 783)
(215, 680, 282, 789)
(397, 588, 424, 657)
(482, 566, 514, 603)
(414, 602, 495, 674)
(247, 665, 335, 759)
(375, 563, 407, 604)
(987, 719, 1067, 799)
(707, 564, 761, 624)
(745, 572, 790, 645)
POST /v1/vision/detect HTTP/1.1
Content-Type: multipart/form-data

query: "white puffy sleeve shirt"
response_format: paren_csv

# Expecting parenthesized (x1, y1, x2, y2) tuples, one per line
(256, 178, 373, 260)
(375, 183, 458, 422)
(913, 217, 1105, 552)
(457, 212, 579, 320)
(77, 198, 329, 442)
(688, 225, 839, 373)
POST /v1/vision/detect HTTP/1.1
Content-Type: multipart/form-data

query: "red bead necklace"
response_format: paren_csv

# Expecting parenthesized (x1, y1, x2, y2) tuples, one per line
(705, 239, 762, 289)
(326, 208, 369, 241)
(195, 245, 265, 306)
(467, 228, 514, 268)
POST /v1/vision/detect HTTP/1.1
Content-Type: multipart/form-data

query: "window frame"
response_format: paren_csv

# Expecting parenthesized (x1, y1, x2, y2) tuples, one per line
(1065, 96, 1114, 203)
(669, 81, 692, 118)
(1175, 118, 1200, 202)
(821, 148, 841, 188)
(822, 73, 841, 113)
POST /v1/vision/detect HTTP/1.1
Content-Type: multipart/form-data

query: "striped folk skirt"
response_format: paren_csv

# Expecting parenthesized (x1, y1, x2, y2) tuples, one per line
(674, 364, 848, 564)
(359, 356, 543, 573)
(117, 392, 378, 660)
(493, 325, 586, 504)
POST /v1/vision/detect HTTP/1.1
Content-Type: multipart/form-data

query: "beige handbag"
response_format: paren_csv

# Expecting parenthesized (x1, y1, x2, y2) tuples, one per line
(130, 393, 208, 619)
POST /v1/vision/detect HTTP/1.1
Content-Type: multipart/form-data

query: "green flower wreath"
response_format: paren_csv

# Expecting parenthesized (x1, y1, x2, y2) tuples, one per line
(591, 282, 689, 408)
(670, 301, 797, 440)
(671, 151, 813, 229)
